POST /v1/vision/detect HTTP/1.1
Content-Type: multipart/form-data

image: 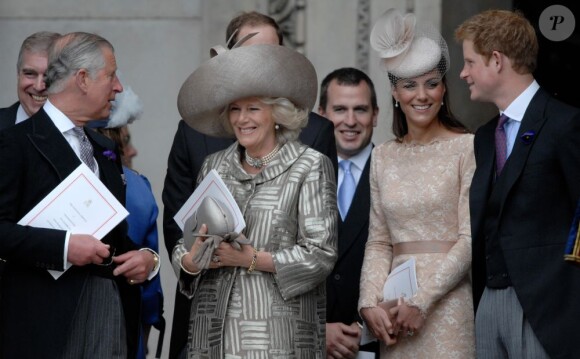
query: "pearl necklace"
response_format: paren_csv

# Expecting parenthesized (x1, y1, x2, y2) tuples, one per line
(244, 144, 281, 169)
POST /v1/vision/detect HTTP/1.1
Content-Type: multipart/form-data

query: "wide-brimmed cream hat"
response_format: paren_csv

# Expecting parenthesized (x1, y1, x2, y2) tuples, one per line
(177, 43, 318, 138)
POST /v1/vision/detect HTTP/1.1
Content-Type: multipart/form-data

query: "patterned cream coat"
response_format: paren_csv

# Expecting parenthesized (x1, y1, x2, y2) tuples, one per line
(172, 140, 338, 358)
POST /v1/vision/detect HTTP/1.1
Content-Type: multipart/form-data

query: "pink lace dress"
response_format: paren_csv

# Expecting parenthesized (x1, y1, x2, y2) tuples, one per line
(359, 134, 476, 358)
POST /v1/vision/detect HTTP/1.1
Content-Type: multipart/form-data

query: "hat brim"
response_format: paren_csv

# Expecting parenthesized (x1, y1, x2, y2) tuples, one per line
(177, 44, 318, 138)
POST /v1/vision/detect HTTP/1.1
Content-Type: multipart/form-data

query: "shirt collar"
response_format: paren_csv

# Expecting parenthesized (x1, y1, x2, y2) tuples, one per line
(43, 99, 76, 134)
(15, 104, 29, 124)
(501, 80, 540, 122)
(338, 142, 372, 171)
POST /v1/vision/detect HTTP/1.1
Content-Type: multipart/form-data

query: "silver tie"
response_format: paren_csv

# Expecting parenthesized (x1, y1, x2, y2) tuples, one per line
(71, 127, 97, 173)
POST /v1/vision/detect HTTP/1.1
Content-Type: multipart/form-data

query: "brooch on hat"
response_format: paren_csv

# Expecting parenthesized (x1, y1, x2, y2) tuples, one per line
(519, 130, 536, 145)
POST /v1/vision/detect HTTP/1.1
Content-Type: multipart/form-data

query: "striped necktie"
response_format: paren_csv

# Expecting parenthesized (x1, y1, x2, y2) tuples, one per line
(495, 114, 510, 175)
(71, 127, 97, 173)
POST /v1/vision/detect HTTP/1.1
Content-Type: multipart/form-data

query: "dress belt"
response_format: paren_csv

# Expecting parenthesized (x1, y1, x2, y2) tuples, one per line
(393, 240, 455, 256)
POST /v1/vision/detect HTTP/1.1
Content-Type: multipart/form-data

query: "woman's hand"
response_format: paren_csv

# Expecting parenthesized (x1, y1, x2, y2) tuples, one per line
(360, 306, 397, 345)
(389, 300, 424, 337)
(180, 224, 209, 273)
(212, 241, 254, 268)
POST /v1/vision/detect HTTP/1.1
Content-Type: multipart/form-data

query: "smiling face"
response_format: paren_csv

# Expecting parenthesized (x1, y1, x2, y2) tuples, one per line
(319, 80, 377, 158)
(17, 50, 50, 117)
(392, 70, 446, 131)
(228, 97, 277, 157)
(460, 40, 498, 103)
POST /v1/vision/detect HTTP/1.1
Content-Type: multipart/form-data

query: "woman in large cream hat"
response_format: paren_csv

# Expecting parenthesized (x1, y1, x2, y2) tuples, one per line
(357, 8, 475, 359)
(171, 41, 337, 358)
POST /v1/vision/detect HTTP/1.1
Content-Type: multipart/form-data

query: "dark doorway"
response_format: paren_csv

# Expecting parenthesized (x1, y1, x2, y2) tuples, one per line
(515, 0, 580, 107)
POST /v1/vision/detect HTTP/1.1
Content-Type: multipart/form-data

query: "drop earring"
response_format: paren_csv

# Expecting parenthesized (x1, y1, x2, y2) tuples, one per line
(275, 124, 280, 130)
(441, 101, 444, 106)
(395, 101, 399, 108)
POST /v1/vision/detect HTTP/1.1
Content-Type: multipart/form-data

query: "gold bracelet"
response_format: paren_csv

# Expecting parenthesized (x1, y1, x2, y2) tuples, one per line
(140, 248, 160, 272)
(180, 253, 201, 276)
(247, 247, 258, 273)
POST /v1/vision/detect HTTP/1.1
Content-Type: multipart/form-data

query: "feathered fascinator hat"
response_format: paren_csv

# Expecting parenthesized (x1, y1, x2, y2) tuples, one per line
(370, 8, 449, 83)
(177, 33, 318, 138)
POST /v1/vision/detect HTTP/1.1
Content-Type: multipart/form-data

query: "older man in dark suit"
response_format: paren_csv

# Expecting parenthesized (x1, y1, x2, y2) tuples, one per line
(318, 67, 379, 359)
(162, 11, 337, 359)
(456, 10, 580, 359)
(0, 31, 60, 130)
(0, 32, 159, 358)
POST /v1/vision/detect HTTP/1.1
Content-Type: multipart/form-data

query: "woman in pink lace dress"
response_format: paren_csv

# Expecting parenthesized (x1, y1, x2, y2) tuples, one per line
(358, 9, 475, 358)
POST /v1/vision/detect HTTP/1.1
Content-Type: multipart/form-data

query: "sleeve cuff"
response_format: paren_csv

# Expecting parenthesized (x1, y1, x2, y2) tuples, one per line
(139, 247, 160, 280)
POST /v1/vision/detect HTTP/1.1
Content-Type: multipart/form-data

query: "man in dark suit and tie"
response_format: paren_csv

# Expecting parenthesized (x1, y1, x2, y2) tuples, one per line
(162, 11, 337, 358)
(456, 10, 580, 358)
(319, 67, 379, 358)
(0, 32, 60, 281)
(0, 32, 159, 358)
(0, 31, 60, 130)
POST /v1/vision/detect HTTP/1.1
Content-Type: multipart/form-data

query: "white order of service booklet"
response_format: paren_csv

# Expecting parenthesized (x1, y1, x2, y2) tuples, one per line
(360, 257, 418, 346)
(173, 169, 245, 234)
(18, 163, 129, 279)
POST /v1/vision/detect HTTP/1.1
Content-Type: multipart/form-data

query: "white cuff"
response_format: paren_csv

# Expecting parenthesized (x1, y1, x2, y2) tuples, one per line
(139, 248, 160, 280)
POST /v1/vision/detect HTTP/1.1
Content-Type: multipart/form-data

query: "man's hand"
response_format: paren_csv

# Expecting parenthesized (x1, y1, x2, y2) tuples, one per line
(67, 234, 111, 266)
(326, 322, 361, 359)
(112, 250, 156, 284)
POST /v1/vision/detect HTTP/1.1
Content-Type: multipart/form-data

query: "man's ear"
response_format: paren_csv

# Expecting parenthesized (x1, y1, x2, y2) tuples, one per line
(75, 68, 89, 93)
(490, 51, 503, 71)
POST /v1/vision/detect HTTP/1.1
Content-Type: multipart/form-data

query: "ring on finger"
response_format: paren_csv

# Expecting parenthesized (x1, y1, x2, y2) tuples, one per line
(212, 255, 220, 263)
(129, 279, 136, 285)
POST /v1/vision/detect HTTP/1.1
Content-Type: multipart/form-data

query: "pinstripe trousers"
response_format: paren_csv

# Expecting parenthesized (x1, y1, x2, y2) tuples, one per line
(61, 276, 127, 359)
(475, 287, 549, 359)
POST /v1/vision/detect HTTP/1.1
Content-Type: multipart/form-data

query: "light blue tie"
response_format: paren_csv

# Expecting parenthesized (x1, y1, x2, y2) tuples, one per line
(338, 160, 356, 219)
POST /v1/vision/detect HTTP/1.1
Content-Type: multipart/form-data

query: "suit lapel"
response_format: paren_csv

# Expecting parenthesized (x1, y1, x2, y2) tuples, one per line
(496, 89, 550, 209)
(27, 109, 81, 181)
(338, 156, 371, 258)
(85, 128, 125, 204)
(470, 120, 496, 233)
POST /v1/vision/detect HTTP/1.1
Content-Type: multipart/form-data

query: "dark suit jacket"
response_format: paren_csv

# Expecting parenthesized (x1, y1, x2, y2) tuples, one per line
(0, 102, 18, 282)
(470, 88, 580, 359)
(0, 102, 18, 131)
(326, 154, 378, 356)
(162, 112, 337, 358)
(0, 109, 140, 358)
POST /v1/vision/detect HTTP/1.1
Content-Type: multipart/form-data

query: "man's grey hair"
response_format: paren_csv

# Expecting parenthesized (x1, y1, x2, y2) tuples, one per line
(16, 31, 61, 72)
(46, 32, 114, 94)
